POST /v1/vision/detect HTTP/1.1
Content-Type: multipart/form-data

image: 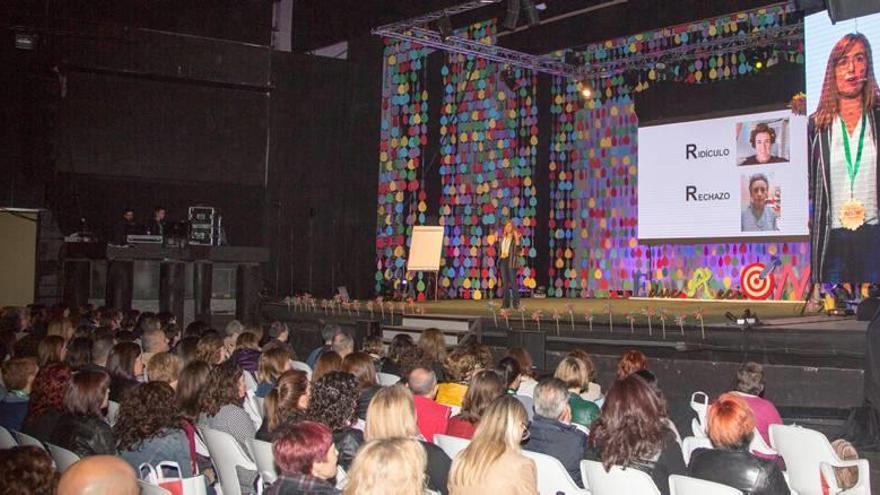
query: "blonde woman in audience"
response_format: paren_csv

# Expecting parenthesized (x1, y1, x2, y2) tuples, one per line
(343, 437, 427, 495)
(566, 348, 602, 402)
(256, 346, 293, 398)
(448, 395, 537, 495)
(365, 384, 451, 494)
(312, 351, 343, 382)
(37, 335, 66, 366)
(146, 352, 182, 390)
(47, 318, 75, 342)
(553, 356, 600, 429)
(195, 334, 226, 365)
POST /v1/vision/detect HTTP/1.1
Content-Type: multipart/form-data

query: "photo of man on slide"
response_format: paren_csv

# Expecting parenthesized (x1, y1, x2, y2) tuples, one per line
(742, 173, 779, 231)
(809, 32, 880, 282)
(740, 122, 788, 165)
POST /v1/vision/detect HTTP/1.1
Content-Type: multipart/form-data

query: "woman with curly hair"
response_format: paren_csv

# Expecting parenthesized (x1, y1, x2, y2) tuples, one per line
(107, 342, 144, 402)
(446, 369, 505, 440)
(616, 349, 648, 380)
(197, 360, 254, 449)
(290, 371, 362, 470)
(379, 334, 413, 376)
(586, 373, 685, 495)
(0, 446, 59, 495)
(115, 381, 194, 476)
(195, 334, 226, 365)
(436, 347, 481, 407)
(256, 369, 309, 441)
(21, 362, 73, 443)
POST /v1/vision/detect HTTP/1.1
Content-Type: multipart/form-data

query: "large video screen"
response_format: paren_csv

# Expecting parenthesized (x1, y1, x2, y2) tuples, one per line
(806, 12, 880, 283)
(638, 109, 809, 241)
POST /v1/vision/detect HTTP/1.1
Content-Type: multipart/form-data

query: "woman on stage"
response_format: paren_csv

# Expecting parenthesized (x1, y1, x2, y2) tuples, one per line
(495, 221, 522, 310)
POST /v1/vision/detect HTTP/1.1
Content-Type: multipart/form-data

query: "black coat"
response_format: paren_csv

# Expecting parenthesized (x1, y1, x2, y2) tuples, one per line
(421, 440, 451, 495)
(50, 414, 115, 457)
(689, 448, 790, 495)
(523, 415, 589, 488)
(332, 427, 363, 471)
(21, 409, 62, 444)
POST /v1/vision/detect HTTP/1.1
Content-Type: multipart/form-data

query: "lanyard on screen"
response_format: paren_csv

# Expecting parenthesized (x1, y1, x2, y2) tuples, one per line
(840, 112, 868, 196)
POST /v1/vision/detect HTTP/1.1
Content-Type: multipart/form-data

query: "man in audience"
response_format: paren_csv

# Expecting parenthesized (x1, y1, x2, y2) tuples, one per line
(523, 377, 589, 488)
(90, 334, 114, 371)
(263, 320, 291, 352)
(332, 331, 355, 360)
(408, 366, 450, 442)
(57, 456, 138, 495)
(223, 319, 245, 356)
(141, 326, 170, 365)
(134, 315, 161, 340)
(307, 324, 341, 368)
(0, 357, 38, 431)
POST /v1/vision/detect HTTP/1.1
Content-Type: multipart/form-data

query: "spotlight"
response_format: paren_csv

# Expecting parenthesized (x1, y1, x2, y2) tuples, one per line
(505, 0, 521, 29)
(522, 0, 541, 25)
(577, 81, 592, 99)
(437, 13, 453, 41)
(564, 51, 585, 67)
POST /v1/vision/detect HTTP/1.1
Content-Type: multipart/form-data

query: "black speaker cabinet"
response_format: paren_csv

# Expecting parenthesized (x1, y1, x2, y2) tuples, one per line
(826, 0, 880, 23)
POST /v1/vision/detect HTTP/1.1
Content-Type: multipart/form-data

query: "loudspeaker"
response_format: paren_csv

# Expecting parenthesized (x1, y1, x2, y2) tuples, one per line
(857, 297, 880, 321)
(826, 0, 880, 23)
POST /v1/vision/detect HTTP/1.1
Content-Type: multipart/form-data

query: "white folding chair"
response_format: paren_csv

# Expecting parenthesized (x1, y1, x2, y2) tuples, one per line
(335, 465, 348, 489)
(243, 390, 263, 429)
(820, 460, 871, 495)
(46, 443, 81, 473)
(749, 427, 777, 457)
(581, 459, 661, 495)
(0, 425, 17, 448)
(137, 479, 172, 495)
(433, 434, 470, 460)
(521, 450, 589, 495)
(681, 436, 713, 465)
(669, 474, 742, 495)
(200, 427, 257, 495)
(290, 360, 312, 376)
(770, 424, 871, 495)
(106, 400, 120, 427)
(377, 372, 400, 386)
(690, 392, 709, 436)
(448, 405, 461, 417)
(13, 430, 46, 450)
(246, 438, 277, 485)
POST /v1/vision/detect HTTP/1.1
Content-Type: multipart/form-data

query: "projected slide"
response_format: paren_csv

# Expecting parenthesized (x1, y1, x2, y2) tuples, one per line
(638, 109, 809, 241)
(806, 12, 880, 283)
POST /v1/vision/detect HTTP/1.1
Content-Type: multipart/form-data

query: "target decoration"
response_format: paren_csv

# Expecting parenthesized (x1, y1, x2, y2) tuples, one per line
(740, 262, 774, 300)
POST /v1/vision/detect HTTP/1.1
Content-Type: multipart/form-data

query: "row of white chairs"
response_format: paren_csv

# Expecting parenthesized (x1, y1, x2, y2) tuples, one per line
(0, 424, 83, 473)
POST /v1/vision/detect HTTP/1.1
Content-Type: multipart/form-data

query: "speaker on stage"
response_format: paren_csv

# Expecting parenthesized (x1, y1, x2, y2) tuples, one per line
(825, 0, 880, 23)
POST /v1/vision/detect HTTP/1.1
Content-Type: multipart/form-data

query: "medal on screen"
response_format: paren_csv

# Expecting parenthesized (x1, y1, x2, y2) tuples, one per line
(839, 199, 866, 230)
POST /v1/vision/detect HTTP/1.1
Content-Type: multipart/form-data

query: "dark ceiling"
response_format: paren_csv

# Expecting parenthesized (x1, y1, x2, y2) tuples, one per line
(292, 0, 816, 54)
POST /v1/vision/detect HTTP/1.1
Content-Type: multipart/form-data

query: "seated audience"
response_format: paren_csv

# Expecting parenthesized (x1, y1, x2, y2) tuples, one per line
(115, 381, 194, 477)
(51, 369, 116, 457)
(523, 377, 588, 488)
(257, 369, 310, 441)
(0, 357, 38, 431)
(175, 360, 212, 477)
(418, 328, 448, 382)
(57, 455, 138, 495)
(286, 371, 363, 470)
(176, 336, 202, 365)
(106, 342, 143, 403)
(436, 346, 481, 407)
(507, 347, 538, 397)
(688, 393, 789, 495)
(343, 437, 427, 495)
(379, 333, 414, 376)
(21, 362, 73, 442)
(616, 349, 648, 379)
(312, 351, 343, 382)
(364, 384, 451, 494)
(223, 320, 245, 357)
(567, 348, 603, 402)
(829, 439, 860, 492)
(90, 335, 114, 370)
(0, 446, 58, 495)
(256, 346, 293, 398)
(587, 373, 685, 495)
(446, 369, 505, 439)
(342, 352, 381, 419)
(408, 366, 451, 442)
(266, 421, 340, 495)
(64, 337, 93, 370)
(448, 395, 537, 494)
(37, 335, 66, 366)
(732, 362, 782, 448)
(197, 360, 255, 450)
(195, 334, 226, 366)
(141, 325, 170, 365)
(47, 318, 75, 342)
(262, 321, 291, 353)
(332, 331, 355, 360)
(231, 332, 262, 374)
(146, 352, 183, 390)
(306, 324, 341, 369)
(496, 357, 535, 420)
(554, 356, 600, 429)
(361, 335, 385, 369)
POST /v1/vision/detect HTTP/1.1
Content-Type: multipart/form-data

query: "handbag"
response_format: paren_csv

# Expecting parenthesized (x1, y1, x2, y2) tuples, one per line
(139, 461, 208, 495)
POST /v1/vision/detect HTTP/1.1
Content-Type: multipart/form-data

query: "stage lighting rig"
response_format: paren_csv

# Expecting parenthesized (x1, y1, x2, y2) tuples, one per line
(522, 0, 541, 25)
(505, 0, 521, 29)
(437, 13, 453, 41)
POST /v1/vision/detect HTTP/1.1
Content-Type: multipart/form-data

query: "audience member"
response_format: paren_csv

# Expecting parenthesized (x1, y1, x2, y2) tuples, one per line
(830, 439, 860, 491)
(448, 395, 537, 494)
(567, 348, 603, 402)
(732, 362, 782, 449)
(90, 334, 114, 370)
(177, 335, 201, 364)
(256, 346, 293, 398)
(307, 324, 342, 369)
(554, 356, 600, 429)
(47, 318, 75, 342)
(587, 373, 685, 495)
(394, 343, 434, 381)
(0, 357, 38, 431)
(57, 455, 138, 495)
(0, 446, 58, 495)
(361, 334, 385, 368)
(343, 437, 427, 495)
(257, 369, 310, 441)
(364, 384, 451, 494)
(231, 332, 262, 374)
(266, 421, 340, 495)
(176, 360, 212, 422)
(37, 335, 66, 366)
(507, 347, 538, 397)
(332, 331, 355, 359)
(446, 369, 505, 439)
(197, 360, 255, 450)
(312, 351, 343, 382)
(65, 337, 93, 370)
(106, 342, 143, 402)
(195, 334, 226, 365)
(135, 315, 161, 341)
(436, 346, 480, 407)
(523, 377, 588, 487)
(408, 366, 451, 442)
(22, 362, 73, 442)
(51, 369, 116, 457)
(496, 356, 535, 420)
(419, 328, 448, 381)
(223, 319, 245, 356)
(146, 352, 183, 389)
(342, 351, 381, 419)
(379, 333, 414, 376)
(141, 325, 170, 364)
(115, 381, 194, 476)
(688, 393, 789, 495)
(617, 349, 648, 379)
(263, 321, 291, 353)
